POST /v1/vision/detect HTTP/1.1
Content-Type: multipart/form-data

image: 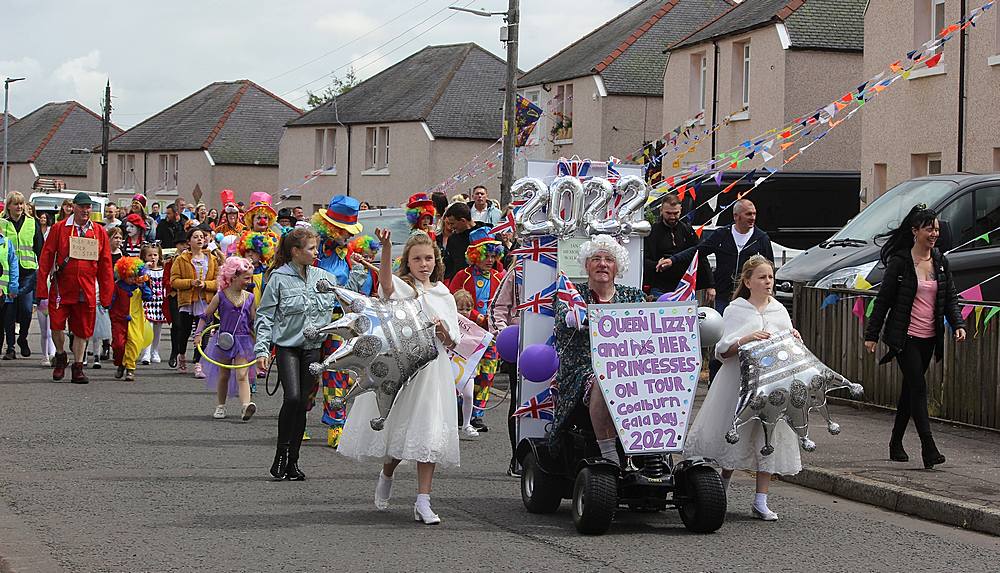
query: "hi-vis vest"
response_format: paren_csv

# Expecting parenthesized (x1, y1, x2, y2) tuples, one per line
(0, 239, 10, 295)
(1, 217, 37, 270)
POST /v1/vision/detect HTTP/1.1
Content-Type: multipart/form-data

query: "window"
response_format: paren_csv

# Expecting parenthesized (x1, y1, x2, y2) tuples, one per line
(993, 148, 1000, 172)
(689, 53, 707, 116)
(938, 192, 973, 250)
(931, 0, 946, 40)
(910, 152, 941, 178)
(553, 83, 573, 142)
(379, 126, 390, 167)
(117, 154, 136, 190)
(314, 128, 336, 172)
(171, 154, 178, 189)
(159, 155, 168, 189)
(927, 153, 942, 175)
(936, 186, 1000, 251)
(732, 41, 750, 112)
(365, 127, 377, 170)
(914, 0, 947, 49)
(741, 42, 751, 109)
(971, 186, 1000, 250)
(158, 154, 178, 190)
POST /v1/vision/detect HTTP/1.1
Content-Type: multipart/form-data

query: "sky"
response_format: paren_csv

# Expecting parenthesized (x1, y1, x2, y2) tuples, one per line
(2, 0, 640, 128)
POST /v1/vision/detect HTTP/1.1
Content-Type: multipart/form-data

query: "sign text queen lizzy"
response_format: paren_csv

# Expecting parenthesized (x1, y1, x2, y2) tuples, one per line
(589, 302, 701, 454)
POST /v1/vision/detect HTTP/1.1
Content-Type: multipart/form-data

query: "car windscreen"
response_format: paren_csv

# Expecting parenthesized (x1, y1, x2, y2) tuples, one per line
(358, 210, 411, 246)
(830, 179, 958, 242)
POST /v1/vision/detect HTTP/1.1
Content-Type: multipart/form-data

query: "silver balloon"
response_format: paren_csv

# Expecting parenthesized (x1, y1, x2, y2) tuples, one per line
(511, 177, 554, 237)
(580, 178, 613, 235)
(725, 330, 863, 455)
(697, 306, 723, 348)
(547, 176, 584, 237)
(307, 284, 439, 431)
(615, 176, 652, 238)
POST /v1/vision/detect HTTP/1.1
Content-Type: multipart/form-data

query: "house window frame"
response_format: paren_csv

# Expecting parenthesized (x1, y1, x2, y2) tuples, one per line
(170, 154, 178, 189)
(362, 126, 390, 175)
(553, 82, 574, 144)
(741, 42, 751, 110)
(700, 53, 708, 117)
(159, 154, 169, 190)
(314, 128, 337, 174)
(927, 153, 943, 175)
(930, 0, 946, 41)
(380, 126, 390, 168)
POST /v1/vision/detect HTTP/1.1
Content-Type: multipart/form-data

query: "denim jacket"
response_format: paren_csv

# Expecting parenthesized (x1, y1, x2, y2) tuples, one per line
(253, 263, 341, 357)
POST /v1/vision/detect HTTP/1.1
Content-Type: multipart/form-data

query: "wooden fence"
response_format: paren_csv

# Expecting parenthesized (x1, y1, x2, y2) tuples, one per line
(792, 286, 1000, 430)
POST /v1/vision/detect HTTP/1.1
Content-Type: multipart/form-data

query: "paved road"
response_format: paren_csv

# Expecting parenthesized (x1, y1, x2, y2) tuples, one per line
(1, 340, 998, 573)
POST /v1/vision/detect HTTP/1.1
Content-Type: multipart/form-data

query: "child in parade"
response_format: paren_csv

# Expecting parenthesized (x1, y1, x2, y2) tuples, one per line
(140, 243, 166, 365)
(254, 227, 342, 481)
(406, 192, 437, 238)
(683, 255, 802, 521)
(338, 229, 461, 525)
(122, 213, 147, 258)
(198, 256, 258, 421)
(110, 257, 152, 382)
(311, 196, 363, 448)
(237, 231, 278, 306)
(87, 227, 125, 369)
(345, 234, 381, 296)
(170, 227, 218, 376)
(448, 227, 504, 433)
(451, 289, 479, 439)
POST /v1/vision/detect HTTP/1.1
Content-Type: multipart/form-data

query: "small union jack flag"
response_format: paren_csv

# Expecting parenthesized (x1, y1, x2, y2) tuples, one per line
(490, 209, 517, 237)
(515, 280, 556, 316)
(557, 157, 591, 179)
(664, 250, 698, 302)
(556, 272, 588, 329)
(606, 156, 621, 185)
(512, 386, 557, 420)
(510, 236, 557, 268)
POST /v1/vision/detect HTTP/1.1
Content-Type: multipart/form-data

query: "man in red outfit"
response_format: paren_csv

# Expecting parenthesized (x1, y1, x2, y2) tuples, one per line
(36, 192, 114, 383)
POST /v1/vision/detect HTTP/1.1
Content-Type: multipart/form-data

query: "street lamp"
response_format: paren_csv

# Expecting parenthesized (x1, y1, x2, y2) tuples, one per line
(450, 1, 519, 208)
(3, 77, 26, 196)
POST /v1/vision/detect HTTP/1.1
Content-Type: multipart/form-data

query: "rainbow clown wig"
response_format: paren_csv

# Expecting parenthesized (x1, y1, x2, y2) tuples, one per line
(347, 234, 381, 260)
(406, 192, 436, 228)
(465, 226, 504, 265)
(114, 256, 148, 283)
(310, 210, 353, 242)
(237, 231, 279, 265)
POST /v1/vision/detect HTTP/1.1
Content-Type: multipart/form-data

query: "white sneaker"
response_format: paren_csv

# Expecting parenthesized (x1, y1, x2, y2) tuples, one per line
(241, 402, 257, 422)
(151, 351, 161, 364)
(140, 349, 151, 365)
(194, 363, 206, 379)
(41, 355, 52, 367)
(460, 425, 480, 440)
(752, 504, 779, 521)
(213, 405, 226, 419)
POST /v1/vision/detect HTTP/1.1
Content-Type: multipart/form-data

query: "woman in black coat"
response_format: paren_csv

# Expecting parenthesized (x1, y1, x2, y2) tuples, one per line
(864, 205, 966, 469)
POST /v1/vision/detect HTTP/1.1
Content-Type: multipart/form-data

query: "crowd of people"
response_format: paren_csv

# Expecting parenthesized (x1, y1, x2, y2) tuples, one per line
(0, 181, 966, 526)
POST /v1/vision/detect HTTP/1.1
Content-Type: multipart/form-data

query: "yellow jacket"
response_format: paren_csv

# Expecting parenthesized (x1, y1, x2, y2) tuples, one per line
(170, 251, 218, 307)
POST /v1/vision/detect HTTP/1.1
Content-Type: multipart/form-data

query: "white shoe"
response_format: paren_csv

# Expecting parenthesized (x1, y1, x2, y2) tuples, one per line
(413, 503, 441, 525)
(213, 405, 226, 419)
(241, 402, 257, 422)
(751, 504, 779, 521)
(41, 355, 52, 367)
(194, 363, 206, 379)
(374, 472, 393, 511)
(460, 425, 479, 440)
(140, 350, 151, 364)
(151, 351, 161, 364)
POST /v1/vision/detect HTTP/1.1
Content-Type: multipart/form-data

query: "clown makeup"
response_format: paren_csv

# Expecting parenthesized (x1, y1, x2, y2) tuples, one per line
(253, 213, 270, 231)
(126, 222, 141, 238)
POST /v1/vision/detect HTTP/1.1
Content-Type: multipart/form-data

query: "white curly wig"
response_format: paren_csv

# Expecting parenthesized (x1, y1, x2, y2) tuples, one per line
(577, 234, 629, 277)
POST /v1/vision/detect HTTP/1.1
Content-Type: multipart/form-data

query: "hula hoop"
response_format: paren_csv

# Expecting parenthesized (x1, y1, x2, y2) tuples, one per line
(195, 323, 257, 370)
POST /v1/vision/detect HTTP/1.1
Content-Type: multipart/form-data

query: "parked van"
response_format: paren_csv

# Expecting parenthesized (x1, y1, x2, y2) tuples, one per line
(775, 173, 1000, 305)
(28, 178, 108, 223)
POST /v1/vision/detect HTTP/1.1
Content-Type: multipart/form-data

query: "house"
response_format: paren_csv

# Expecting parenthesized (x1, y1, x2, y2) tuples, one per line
(861, 0, 1000, 201)
(91, 80, 301, 210)
(1, 101, 120, 193)
(516, 0, 732, 163)
(661, 0, 866, 172)
(279, 43, 509, 210)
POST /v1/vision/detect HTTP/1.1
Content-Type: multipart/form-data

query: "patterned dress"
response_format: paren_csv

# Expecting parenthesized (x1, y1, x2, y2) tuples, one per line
(551, 282, 645, 438)
(315, 240, 352, 446)
(143, 268, 166, 323)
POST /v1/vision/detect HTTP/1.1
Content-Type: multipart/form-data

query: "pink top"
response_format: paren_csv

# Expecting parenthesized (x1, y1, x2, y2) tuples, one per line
(908, 279, 937, 338)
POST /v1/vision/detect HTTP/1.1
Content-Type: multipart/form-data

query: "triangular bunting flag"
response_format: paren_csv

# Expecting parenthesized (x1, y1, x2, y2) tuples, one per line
(820, 293, 840, 310)
(959, 284, 983, 320)
(852, 298, 866, 325)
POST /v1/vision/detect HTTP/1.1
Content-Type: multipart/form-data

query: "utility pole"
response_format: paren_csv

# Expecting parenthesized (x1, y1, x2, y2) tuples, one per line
(499, 0, 519, 209)
(2, 77, 26, 196)
(101, 80, 111, 195)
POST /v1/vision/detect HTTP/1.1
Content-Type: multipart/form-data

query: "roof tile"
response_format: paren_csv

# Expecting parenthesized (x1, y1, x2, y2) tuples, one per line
(0, 101, 121, 177)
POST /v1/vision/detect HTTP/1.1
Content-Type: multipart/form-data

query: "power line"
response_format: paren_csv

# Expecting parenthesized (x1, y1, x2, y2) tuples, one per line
(279, 0, 475, 100)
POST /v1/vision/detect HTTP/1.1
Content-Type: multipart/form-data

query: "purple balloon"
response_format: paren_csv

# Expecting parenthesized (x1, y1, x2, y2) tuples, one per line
(520, 343, 559, 382)
(496, 325, 520, 364)
(657, 292, 672, 302)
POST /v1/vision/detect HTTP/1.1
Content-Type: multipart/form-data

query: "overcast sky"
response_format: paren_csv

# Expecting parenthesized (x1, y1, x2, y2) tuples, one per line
(3, 0, 640, 128)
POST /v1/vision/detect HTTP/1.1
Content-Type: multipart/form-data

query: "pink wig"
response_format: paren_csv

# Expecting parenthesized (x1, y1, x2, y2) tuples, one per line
(218, 256, 253, 291)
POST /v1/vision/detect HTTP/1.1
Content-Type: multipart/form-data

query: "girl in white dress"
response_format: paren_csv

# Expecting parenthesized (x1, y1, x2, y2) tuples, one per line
(337, 229, 461, 525)
(684, 255, 802, 521)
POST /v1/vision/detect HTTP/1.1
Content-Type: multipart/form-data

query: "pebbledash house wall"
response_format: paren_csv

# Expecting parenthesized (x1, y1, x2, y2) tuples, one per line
(6, 163, 88, 195)
(519, 74, 662, 164)
(861, 1, 1000, 203)
(84, 150, 278, 210)
(662, 25, 861, 172)
(278, 121, 497, 210)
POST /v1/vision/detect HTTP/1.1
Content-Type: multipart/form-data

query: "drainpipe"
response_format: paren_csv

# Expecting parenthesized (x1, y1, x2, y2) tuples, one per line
(142, 152, 147, 194)
(710, 40, 720, 160)
(346, 125, 352, 197)
(957, 0, 967, 172)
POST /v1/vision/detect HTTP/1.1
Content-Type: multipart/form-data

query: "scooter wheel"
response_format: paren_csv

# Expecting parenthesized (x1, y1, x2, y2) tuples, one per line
(677, 466, 727, 533)
(572, 467, 617, 535)
(521, 452, 562, 514)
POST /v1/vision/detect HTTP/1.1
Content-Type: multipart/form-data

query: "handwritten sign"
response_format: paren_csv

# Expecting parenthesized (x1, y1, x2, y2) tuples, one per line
(589, 301, 701, 454)
(69, 236, 99, 261)
(449, 315, 493, 390)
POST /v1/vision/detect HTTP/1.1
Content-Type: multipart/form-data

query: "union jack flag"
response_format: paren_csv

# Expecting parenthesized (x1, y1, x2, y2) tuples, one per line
(515, 280, 556, 316)
(606, 156, 621, 184)
(557, 157, 591, 179)
(556, 272, 588, 329)
(510, 236, 557, 268)
(664, 250, 698, 302)
(490, 199, 525, 237)
(512, 386, 557, 420)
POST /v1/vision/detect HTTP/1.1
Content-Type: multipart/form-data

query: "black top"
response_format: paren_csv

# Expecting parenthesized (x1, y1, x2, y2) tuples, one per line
(438, 222, 486, 280)
(864, 249, 965, 364)
(643, 218, 714, 293)
(670, 225, 774, 300)
(155, 218, 187, 249)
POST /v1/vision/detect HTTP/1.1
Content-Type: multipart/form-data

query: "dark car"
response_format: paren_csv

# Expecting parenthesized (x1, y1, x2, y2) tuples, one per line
(775, 173, 1000, 306)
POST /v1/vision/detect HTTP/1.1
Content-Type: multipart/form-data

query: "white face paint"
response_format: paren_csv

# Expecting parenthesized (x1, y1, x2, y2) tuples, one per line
(126, 222, 140, 238)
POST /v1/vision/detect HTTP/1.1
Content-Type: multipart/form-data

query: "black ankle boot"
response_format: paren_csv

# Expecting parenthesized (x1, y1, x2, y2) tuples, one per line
(284, 450, 305, 481)
(889, 440, 908, 462)
(921, 440, 946, 469)
(270, 445, 290, 480)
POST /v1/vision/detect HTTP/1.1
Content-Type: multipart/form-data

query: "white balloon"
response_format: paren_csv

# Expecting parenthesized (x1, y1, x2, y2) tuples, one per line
(697, 306, 724, 349)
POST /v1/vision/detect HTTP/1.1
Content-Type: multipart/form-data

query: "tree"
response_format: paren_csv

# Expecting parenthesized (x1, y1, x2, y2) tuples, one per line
(306, 68, 359, 109)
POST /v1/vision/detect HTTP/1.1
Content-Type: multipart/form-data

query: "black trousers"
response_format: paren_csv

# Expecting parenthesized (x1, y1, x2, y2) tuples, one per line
(275, 346, 321, 460)
(168, 296, 180, 360)
(504, 360, 519, 462)
(172, 310, 204, 363)
(892, 336, 936, 443)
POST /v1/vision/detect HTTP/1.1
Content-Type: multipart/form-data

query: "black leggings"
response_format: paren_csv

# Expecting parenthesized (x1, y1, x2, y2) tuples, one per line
(504, 360, 519, 461)
(276, 346, 321, 459)
(892, 336, 936, 443)
(172, 311, 203, 363)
